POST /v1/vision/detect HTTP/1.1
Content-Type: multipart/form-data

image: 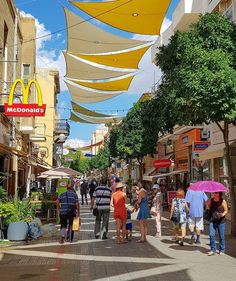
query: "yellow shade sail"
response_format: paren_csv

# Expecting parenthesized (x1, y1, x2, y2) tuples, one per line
(64, 52, 131, 80)
(68, 75, 134, 91)
(72, 101, 113, 118)
(66, 82, 123, 104)
(65, 8, 147, 54)
(72, 0, 171, 35)
(70, 112, 93, 123)
(70, 111, 123, 124)
(70, 45, 150, 70)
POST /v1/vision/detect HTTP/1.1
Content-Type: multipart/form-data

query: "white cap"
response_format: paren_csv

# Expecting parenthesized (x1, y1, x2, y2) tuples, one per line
(152, 184, 160, 189)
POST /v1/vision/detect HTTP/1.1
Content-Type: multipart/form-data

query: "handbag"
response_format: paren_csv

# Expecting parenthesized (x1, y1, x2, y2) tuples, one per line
(203, 209, 210, 221)
(72, 217, 80, 232)
(150, 207, 157, 216)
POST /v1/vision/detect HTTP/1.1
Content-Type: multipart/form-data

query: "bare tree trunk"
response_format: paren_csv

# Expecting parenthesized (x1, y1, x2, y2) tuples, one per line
(138, 159, 143, 181)
(217, 121, 236, 236)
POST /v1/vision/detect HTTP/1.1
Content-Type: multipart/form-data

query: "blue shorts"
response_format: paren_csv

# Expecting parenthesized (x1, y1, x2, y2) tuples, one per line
(126, 223, 132, 230)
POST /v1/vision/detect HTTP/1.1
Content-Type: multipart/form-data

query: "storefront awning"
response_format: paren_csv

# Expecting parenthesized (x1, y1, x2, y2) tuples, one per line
(199, 143, 227, 161)
(143, 170, 188, 182)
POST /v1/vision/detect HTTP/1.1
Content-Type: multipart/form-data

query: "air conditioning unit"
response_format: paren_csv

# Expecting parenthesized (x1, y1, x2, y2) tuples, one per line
(201, 130, 209, 140)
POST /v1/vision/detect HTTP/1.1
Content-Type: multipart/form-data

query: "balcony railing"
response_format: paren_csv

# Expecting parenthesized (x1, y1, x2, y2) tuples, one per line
(54, 119, 70, 136)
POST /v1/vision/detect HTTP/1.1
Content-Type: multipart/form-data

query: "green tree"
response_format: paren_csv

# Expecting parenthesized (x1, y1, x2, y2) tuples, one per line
(156, 13, 236, 235)
(90, 147, 110, 175)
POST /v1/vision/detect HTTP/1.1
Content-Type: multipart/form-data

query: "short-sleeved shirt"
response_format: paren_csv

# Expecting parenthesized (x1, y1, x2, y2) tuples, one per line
(59, 190, 79, 215)
(185, 190, 208, 218)
(93, 185, 112, 210)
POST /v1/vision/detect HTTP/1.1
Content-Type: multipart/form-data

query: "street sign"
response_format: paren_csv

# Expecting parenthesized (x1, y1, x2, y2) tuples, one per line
(194, 142, 209, 151)
(153, 159, 171, 169)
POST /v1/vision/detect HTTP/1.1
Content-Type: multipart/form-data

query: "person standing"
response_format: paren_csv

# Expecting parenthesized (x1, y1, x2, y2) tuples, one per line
(207, 192, 228, 256)
(151, 184, 163, 238)
(57, 182, 80, 244)
(111, 182, 127, 244)
(80, 180, 88, 205)
(170, 188, 188, 246)
(136, 185, 151, 243)
(91, 176, 112, 239)
(185, 189, 208, 244)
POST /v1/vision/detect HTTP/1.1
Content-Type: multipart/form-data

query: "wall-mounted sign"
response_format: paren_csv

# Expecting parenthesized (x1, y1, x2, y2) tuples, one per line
(4, 79, 46, 117)
(194, 142, 209, 151)
(153, 159, 171, 169)
(54, 144, 63, 155)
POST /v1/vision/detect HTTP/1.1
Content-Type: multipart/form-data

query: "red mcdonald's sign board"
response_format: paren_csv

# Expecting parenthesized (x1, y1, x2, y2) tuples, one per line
(153, 159, 171, 169)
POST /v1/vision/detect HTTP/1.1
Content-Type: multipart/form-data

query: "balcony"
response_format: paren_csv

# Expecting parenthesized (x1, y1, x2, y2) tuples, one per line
(172, 0, 208, 32)
(30, 123, 46, 142)
(54, 119, 70, 143)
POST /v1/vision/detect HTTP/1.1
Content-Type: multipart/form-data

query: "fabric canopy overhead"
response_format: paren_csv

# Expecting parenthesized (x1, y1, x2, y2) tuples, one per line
(70, 111, 123, 124)
(64, 8, 147, 54)
(66, 82, 123, 104)
(70, 45, 150, 70)
(72, 101, 113, 118)
(64, 52, 131, 80)
(72, 0, 171, 35)
(70, 112, 93, 123)
(68, 75, 134, 91)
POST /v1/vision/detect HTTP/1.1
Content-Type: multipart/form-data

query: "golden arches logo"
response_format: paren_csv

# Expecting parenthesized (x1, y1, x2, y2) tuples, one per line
(4, 79, 46, 117)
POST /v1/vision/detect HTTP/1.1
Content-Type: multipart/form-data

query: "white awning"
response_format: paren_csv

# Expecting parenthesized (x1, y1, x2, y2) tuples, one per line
(66, 82, 123, 104)
(143, 170, 188, 182)
(71, 112, 123, 124)
(65, 8, 147, 54)
(64, 52, 132, 80)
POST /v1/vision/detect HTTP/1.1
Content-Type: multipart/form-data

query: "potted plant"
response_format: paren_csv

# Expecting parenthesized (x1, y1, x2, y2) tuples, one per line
(0, 196, 35, 241)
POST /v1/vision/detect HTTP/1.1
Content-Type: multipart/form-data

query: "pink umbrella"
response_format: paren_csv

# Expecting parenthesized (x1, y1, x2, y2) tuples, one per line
(188, 181, 228, 193)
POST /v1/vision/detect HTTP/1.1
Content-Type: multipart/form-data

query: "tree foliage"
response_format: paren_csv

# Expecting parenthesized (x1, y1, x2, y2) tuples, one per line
(89, 147, 110, 170)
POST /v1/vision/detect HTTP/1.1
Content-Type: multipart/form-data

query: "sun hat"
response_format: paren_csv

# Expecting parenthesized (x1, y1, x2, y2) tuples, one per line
(152, 184, 160, 189)
(116, 182, 125, 189)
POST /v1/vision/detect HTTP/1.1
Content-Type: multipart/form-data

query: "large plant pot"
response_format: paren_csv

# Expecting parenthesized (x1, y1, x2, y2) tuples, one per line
(7, 222, 29, 241)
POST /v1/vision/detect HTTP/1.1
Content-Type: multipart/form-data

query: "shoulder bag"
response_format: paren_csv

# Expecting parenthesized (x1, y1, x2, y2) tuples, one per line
(93, 188, 106, 217)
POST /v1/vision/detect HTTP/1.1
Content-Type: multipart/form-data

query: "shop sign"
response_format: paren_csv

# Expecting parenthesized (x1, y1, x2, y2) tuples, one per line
(167, 191, 176, 205)
(153, 159, 171, 169)
(64, 157, 73, 162)
(4, 79, 46, 117)
(194, 142, 209, 151)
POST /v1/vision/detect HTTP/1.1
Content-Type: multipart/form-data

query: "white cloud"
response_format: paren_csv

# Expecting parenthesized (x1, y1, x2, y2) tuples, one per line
(64, 139, 91, 149)
(20, 11, 67, 91)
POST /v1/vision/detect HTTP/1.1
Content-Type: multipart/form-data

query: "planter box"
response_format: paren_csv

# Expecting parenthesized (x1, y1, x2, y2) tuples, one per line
(7, 222, 29, 241)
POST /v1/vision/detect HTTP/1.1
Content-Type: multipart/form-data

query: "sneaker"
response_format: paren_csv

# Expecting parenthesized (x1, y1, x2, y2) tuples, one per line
(102, 236, 108, 240)
(179, 241, 184, 246)
(59, 237, 65, 244)
(208, 251, 215, 256)
(195, 240, 201, 244)
(95, 235, 99, 239)
(219, 252, 225, 256)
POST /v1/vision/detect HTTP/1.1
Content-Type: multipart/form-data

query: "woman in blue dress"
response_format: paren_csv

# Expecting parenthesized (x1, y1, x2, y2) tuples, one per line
(136, 186, 151, 243)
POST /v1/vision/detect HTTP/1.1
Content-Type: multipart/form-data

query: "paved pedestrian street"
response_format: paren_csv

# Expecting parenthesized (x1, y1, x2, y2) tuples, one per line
(0, 205, 236, 281)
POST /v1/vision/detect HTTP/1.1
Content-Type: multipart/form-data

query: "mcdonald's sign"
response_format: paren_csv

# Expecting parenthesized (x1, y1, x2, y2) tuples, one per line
(4, 79, 46, 117)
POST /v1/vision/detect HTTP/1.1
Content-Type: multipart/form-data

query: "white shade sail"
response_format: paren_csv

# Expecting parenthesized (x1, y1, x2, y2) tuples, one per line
(66, 82, 123, 104)
(70, 111, 122, 124)
(65, 8, 147, 54)
(64, 52, 132, 80)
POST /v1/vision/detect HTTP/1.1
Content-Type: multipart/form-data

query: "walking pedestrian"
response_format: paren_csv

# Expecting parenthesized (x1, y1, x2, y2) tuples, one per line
(136, 184, 151, 243)
(207, 192, 228, 256)
(57, 182, 80, 244)
(111, 182, 127, 244)
(89, 179, 96, 200)
(91, 176, 112, 239)
(170, 188, 188, 246)
(80, 180, 88, 205)
(185, 189, 208, 244)
(151, 184, 163, 238)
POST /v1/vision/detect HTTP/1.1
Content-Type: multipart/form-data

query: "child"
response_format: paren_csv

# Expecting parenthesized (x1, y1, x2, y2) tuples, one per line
(126, 206, 135, 241)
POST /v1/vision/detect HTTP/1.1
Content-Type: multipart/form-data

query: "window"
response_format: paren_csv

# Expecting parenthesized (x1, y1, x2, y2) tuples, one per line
(182, 136, 188, 144)
(23, 64, 30, 76)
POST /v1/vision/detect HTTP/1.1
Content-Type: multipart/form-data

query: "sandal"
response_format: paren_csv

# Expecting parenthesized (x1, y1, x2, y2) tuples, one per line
(136, 240, 145, 243)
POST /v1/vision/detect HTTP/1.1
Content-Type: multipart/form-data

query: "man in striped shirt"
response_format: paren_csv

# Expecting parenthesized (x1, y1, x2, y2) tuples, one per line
(57, 182, 80, 244)
(91, 176, 112, 239)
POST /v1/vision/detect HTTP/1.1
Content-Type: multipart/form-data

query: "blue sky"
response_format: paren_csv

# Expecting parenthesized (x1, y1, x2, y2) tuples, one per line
(14, 0, 180, 146)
